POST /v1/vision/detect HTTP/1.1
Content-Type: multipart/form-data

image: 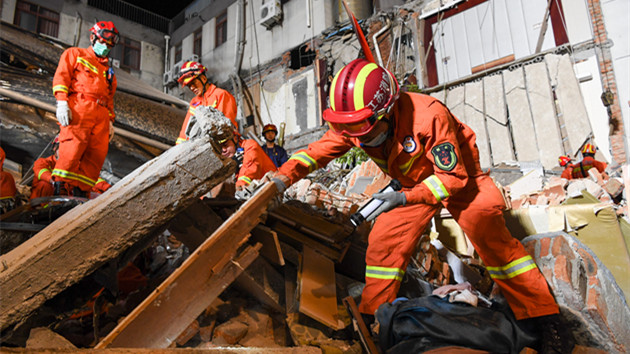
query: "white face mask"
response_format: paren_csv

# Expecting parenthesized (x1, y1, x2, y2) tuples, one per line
(93, 41, 110, 57)
(362, 130, 388, 147)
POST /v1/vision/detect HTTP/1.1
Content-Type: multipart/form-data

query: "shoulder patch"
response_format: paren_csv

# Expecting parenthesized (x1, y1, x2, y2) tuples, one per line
(431, 142, 457, 171)
(402, 136, 417, 153)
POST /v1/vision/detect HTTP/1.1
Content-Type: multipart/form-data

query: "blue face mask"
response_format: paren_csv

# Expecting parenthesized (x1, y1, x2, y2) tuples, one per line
(93, 41, 110, 57)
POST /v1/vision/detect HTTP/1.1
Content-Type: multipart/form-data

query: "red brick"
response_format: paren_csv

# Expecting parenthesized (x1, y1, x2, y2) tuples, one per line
(523, 240, 537, 258)
(554, 255, 572, 285)
(586, 287, 608, 324)
(551, 236, 575, 261)
(540, 237, 551, 257)
(588, 277, 600, 288)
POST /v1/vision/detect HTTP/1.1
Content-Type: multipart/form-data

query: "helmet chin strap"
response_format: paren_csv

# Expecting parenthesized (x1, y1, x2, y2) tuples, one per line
(362, 119, 391, 147)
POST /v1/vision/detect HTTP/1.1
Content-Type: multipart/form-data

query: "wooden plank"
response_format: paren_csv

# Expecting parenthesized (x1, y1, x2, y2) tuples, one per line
(503, 67, 539, 162)
(251, 224, 285, 266)
(463, 80, 491, 168)
(235, 257, 285, 313)
(483, 73, 514, 164)
(273, 222, 342, 261)
(96, 182, 279, 348)
(269, 204, 353, 244)
(168, 199, 225, 250)
(299, 246, 344, 330)
(342, 296, 379, 354)
(545, 54, 592, 155)
(524, 61, 564, 169)
(0, 139, 235, 333)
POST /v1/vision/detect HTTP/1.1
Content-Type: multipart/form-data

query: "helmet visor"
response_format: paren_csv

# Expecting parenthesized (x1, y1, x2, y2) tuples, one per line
(324, 107, 380, 137)
(99, 29, 119, 46)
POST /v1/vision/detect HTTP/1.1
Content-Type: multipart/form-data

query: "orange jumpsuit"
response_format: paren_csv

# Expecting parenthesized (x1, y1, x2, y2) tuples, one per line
(92, 178, 111, 194)
(569, 156, 607, 179)
(0, 148, 17, 205)
(278, 92, 559, 320)
(176, 84, 238, 145)
(30, 155, 56, 200)
(235, 139, 277, 188)
(52, 46, 116, 192)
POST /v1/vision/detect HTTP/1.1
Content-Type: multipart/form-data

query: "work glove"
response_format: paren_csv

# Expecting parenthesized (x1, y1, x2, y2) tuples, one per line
(366, 191, 406, 221)
(56, 100, 72, 126)
(109, 121, 115, 142)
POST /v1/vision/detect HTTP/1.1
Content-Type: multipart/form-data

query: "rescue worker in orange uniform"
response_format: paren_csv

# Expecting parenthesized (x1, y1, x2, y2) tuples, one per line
(52, 21, 118, 197)
(569, 143, 608, 179)
(261, 124, 289, 167)
(30, 139, 60, 200)
(558, 155, 573, 179)
(0, 147, 17, 214)
(211, 116, 277, 190)
(272, 59, 573, 352)
(176, 61, 238, 145)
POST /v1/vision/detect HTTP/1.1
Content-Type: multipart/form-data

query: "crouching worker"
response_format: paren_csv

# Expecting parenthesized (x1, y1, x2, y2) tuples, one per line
(269, 59, 574, 353)
(30, 137, 60, 200)
(209, 114, 277, 197)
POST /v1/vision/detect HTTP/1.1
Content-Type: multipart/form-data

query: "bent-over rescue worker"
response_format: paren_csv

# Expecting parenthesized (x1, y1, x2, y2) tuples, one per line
(558, 155, 573, 179)
(52, 21, 118, 197)
(176, 61, 238, 145)
(0, 147, 17, 214)
(30, 138, 60, 200)
(569, 143, 608, 180)
(272, 59, 573, 352)
(261, 124, 289, 167)
(211, 116, 276, 190)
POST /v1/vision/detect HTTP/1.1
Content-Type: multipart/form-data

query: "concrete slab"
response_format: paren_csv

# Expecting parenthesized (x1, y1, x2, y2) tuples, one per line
(463, 80, 491, 168)
(445, 85, 465, 122)
(483, 73, 514, 164)
(524, 62, 564, 170)
(545, 54, 592, 155)
(503, 67, 539, 162)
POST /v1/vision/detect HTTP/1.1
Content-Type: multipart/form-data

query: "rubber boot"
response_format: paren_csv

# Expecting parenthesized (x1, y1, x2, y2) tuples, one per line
(536, 314, 575, 353)
(72, 186, 87, 198)
(53, 181, 69, 196)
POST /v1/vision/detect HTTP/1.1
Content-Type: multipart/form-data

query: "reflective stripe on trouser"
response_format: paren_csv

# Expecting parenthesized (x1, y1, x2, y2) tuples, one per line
(359, 175, 559, 320)
(442, 175, 558, 320)
(53, 98, 110, 191)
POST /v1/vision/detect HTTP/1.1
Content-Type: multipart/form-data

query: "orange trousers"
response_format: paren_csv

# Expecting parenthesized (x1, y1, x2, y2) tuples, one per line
(53, 96, 110, 191)
(359, 175, 559, 320)
(30, 181, 54, 200)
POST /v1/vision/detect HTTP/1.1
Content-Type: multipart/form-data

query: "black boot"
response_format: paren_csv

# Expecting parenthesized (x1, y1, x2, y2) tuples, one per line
(72, 187, 87, 198)
(53, 181, 69, 196)
(537, 314, 575, 353)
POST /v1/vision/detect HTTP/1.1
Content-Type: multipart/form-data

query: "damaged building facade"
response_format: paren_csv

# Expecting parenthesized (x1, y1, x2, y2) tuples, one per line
(1, 0, 630, 353)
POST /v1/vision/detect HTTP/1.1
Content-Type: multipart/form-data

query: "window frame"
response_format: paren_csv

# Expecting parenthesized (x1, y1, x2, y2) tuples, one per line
(14, 0, 60, 38)
(215, 11, 228, 48)
(174, 42, 183, 64)
(193, 28, 203, 56)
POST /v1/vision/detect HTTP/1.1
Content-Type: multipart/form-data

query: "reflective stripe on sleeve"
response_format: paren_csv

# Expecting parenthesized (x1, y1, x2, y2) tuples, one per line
(53, 85, 69, 94)
(422, 175, 449, 202)
(486, 255, 538, 280)
(37, 168, 51, 180)
(238, 176, 252, 185)
(176, 137, 187, 145)
(365, 265, 405, 281)
(288, 151, 318, 172)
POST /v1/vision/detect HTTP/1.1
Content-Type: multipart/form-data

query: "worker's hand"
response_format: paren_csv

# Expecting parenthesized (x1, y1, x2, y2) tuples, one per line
(366, 191, 406, 221)
(260, 171, 289, 194)
(56, 100, 71, 126)
(109, 121, 115, 142)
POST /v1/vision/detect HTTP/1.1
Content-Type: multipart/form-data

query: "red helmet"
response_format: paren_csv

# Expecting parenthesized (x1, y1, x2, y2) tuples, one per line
(177, 61, 207, 87)
(581, 143, 596, 155)
(323, 59, 399, 137)
(558, 155, 571, 167)
(90, 21, 119, 46)
(262, 124, 278, 134)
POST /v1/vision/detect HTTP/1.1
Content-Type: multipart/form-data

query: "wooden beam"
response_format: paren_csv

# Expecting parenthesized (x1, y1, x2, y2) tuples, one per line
(96, 182, 280, 348)
(251, 224, 285, 266)
(235, 257, 285, 313)
(0, 139, 235, 333)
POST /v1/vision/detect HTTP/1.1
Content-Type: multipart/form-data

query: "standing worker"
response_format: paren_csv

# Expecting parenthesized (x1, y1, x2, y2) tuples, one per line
(569, 143, 608, 179)
(176, 61, 238, 145)
(271, 59, 573, 352)
(0, 147, 17, 214)
(52, 21, 118, 197)
(260, 124, 289, 167)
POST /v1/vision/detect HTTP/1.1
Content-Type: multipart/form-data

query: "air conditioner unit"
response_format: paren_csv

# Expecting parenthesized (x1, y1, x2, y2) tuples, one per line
(111, 59, 120, 68)
(260, 0, 282, 29)
(163, 71, 174, 86)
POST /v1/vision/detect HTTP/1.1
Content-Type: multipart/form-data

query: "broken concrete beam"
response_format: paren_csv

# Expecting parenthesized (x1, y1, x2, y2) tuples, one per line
(235, 257, 285, 313)
(25, 327, 76, 349)
(0, 139, 235, 333)
(96, 182, 279, 348)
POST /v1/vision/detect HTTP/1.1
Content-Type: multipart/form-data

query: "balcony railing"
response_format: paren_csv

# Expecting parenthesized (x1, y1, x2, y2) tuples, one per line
(87, 0, 170, 33)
